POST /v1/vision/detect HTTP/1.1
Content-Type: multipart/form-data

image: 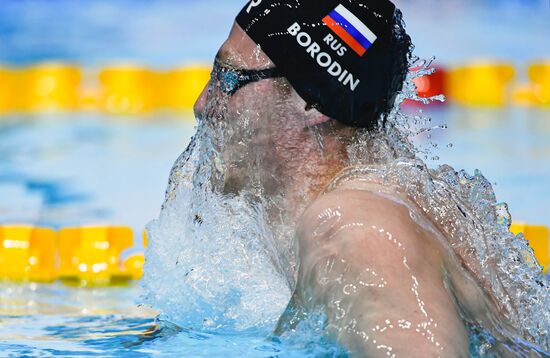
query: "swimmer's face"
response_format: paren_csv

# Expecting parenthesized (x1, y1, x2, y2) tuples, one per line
(194, 23, 277, 117)
(193, 23, 334, 195)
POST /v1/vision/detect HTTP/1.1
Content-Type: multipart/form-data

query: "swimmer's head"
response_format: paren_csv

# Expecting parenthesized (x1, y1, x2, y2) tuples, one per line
(235, 0, 411, 129)
(193, 0, 410, 197)
(193, 28, 351, 196)
(196, 0, 410, 129)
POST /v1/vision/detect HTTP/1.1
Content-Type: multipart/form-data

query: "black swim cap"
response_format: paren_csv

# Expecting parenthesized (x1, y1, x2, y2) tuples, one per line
(236, 0, 408, 128)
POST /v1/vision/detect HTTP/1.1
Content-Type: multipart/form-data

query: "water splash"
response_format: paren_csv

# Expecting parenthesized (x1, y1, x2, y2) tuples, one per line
(142, 122, 293, 331)
(337, 56, 550, 353)
(402, 63, 549, 353)
(142, 13, 549, 356)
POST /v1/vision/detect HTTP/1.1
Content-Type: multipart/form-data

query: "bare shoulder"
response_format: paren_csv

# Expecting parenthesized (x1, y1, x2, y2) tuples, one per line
(299, 183, 419, 241)
(296, 181, 446, 270)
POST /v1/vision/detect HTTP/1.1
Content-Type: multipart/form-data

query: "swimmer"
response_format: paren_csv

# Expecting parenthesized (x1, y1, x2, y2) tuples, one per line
(183, 0, 540, 356)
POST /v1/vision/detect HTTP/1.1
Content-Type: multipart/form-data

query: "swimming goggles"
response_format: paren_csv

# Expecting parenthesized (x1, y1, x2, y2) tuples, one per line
(212, 58, 284, 96)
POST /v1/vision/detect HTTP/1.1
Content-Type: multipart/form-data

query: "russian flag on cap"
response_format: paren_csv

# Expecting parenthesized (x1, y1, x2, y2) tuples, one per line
(322, 4, 377, 56)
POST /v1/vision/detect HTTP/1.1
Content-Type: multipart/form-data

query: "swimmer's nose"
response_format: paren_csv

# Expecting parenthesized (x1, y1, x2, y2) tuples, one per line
(193, 81, 209, 118)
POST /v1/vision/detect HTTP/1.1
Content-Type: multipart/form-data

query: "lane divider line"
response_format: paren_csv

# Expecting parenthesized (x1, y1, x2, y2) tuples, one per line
(0, 61, 548, 115)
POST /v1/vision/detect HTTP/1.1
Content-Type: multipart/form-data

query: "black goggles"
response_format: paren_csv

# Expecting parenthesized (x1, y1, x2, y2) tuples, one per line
(212, 58, 285, 96)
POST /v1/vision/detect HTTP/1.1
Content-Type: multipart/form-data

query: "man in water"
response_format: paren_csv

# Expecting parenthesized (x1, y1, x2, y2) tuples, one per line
(175, 0, 528, 356)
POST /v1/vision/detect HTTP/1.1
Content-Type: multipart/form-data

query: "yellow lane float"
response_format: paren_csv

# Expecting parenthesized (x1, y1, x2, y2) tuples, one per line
(0, 67, 16, 112)
(0, 226, 57, 282)
(511, 224, 549, 272)
(447, 62, 515, 107)
(99, 66, 159, 114)
(142, 229, 148, 248)
(122, 229, 148, 280)
(528, 62, 550, 106)
(1, 62, 547, 113)
(18, 63, 82, 112)
(162, 65, 211, 111)
(58, 226, 134, 286)
(512, 83, 541, 107)
(123, 254, 145, 280)
(1, 222, 546, 285)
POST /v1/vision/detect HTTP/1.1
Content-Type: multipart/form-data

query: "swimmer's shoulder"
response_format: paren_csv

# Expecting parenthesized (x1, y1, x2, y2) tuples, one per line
(298, 180, 417, 241)
(297, 180, 444, 274)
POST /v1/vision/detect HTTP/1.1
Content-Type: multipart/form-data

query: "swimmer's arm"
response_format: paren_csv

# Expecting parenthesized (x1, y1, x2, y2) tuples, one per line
(290, 189, 470, 357)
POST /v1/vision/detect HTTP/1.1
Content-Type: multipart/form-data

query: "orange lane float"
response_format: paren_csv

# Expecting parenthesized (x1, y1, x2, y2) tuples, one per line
(404, 65, 447, 107)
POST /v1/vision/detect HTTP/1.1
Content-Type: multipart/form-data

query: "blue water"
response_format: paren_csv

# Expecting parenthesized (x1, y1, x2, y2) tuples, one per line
(0, 283, 347, 357)
(0, 0, 549, 356)
(0, 114, 195, 233)
(415, 107, 550, 228)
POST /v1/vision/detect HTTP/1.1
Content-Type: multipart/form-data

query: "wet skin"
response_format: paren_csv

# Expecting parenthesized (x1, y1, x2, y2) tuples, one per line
(194, 23, 496, 357)
(292, 181, 473, 357)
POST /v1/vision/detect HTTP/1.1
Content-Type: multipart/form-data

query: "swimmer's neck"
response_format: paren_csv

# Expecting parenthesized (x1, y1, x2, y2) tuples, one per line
(276, 162, 353, 223)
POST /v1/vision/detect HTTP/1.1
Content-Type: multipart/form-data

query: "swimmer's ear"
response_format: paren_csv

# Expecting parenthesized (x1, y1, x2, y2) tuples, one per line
(305, 114, 331, 127)
(304, 103, 331, 127)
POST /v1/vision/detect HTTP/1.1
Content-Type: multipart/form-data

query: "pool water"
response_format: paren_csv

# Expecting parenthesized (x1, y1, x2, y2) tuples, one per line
(1, 108, 548, 356)
(413, 106, 550, 228)
(0, 114, 194, 232)
(0, 283, 344, 357)
(0, 283, 533, 357)
(0, 283, 156, 357)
